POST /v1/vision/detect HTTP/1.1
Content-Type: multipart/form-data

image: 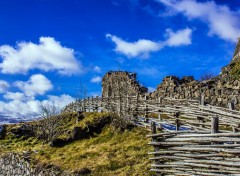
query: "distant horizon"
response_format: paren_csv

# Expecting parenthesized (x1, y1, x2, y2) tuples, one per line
(0, 0, 240, 120)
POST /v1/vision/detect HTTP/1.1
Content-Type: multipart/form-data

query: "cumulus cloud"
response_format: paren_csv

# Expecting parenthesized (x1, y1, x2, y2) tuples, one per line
(0, 80, 10, 93)
(90, 76, 102, 83)
(14, 74, 53, 96)
(106, 28, 192, 58)
(0, 37, 82, 75)
(41, 94, 75, 110)
(157, 0, 240, 42)
(165, 28, 192, 46)
(3, 92, 31, 101)
(0, 94, 74, 120)
(106, 34, 162, 58)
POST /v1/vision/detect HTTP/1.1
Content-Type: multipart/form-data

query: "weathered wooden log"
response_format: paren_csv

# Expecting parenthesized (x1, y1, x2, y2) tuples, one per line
(211, 117, 219, 134)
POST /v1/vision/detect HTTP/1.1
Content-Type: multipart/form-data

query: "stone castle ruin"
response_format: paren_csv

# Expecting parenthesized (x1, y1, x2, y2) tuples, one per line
(102, 38, 240, 110)
(102, 71, 147, 98)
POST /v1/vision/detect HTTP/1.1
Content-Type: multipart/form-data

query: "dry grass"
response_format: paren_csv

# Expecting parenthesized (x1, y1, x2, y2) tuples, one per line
(0, 112, 153, 175)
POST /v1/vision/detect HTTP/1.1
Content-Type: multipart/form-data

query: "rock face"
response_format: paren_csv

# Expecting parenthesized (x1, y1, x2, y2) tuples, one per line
(0, 153, 67, 176)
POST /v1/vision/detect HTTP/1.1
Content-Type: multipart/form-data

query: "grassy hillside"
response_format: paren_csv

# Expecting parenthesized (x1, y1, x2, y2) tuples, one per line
(0, 112, 153, 175)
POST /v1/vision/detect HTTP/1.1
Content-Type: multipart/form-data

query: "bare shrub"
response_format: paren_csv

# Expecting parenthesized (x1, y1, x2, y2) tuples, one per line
(35, 103, 63, 143)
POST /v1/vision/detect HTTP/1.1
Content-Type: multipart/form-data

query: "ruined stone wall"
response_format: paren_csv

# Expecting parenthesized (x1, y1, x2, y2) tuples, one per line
(102, 71, 147, 98)
(150, 70, 240, 109)
(0, 153, 67, 176)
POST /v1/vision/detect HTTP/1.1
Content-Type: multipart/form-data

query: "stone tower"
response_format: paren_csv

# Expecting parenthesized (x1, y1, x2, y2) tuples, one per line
(231, 37, 240, 63)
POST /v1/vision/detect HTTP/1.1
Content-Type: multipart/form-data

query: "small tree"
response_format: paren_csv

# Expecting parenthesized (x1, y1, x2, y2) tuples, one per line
(35, 103, 62, 143)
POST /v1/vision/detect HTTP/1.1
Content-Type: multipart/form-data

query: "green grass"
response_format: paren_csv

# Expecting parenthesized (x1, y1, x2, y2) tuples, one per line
(0, 112, 153, 175)
(230, 61, 240, 79)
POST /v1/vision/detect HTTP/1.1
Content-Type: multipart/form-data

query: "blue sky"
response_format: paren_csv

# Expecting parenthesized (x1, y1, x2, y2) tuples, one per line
(0, 0, 240, 121)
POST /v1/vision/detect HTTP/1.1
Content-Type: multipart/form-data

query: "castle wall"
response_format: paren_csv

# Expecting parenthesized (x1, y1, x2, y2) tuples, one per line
(151, 73, 240, 109)
(102, 71, 148, 98)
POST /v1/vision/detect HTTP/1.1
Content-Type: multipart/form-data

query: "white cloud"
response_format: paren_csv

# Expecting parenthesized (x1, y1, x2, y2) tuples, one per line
(106, 28, 192, 58)
(90, 76, 102, 83)
(157, 0, 240, 42)
(14, 74, 53, 96)
(165, 28, 192, 46)
(93, 66, 101, 73)
(3, 92, 32, 101)
(0, 99, 40, 119)
(0, 94, 74, 120)
(42, 94, 75, 110)
(106, 34, 162, 58)
(0, 37, 82, 75)
(0, 80, 10, 93)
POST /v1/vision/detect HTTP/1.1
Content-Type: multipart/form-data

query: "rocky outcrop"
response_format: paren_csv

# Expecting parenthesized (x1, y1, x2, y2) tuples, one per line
(0, 152, 67, 176)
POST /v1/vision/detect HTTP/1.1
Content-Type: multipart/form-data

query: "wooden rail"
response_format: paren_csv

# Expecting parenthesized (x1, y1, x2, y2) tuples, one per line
(148, 121, 240, 176)
(64, 95, 240, 132)
(64, 95, 240, 175)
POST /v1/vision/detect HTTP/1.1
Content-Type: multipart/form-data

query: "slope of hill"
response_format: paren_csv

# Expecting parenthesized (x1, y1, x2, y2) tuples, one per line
(0, 112, 152, 175)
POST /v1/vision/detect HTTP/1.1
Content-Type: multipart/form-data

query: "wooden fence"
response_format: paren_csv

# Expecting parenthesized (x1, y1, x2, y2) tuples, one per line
(65, 95, 240, 132)
(148, 121, 240, 176)
(64, 95, 240, 175)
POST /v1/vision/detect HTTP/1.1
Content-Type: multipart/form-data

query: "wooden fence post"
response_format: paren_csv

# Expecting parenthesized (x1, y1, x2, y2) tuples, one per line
(158, 97, 162, 105)
(232, 127, 238, 133)
(151, 122, 161, 166)
(95, 96, 99, 112)
(133, 94, 139, 121)
(157, 111, 162, 131)
(200, 94, 205, 105)
(228, 102, 235, 110)
(91, 96, 94, 112)
(151, 121, 156, 135)
(211, 117, 219, 134)
(126, 94, 129, 111)
(144, 94, 149, 123)
(197, 117, 205, 128)
(158, 112, 161, 121)
(83, 98, 86, 112)
(175, 111, 180, 131)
